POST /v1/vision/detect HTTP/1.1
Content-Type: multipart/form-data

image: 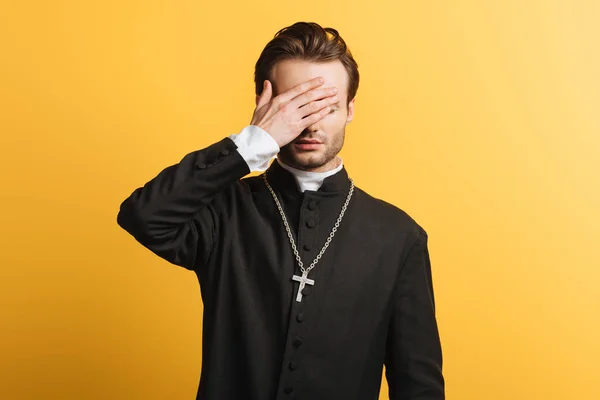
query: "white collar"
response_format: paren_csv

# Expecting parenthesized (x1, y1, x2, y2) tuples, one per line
(276, 157, 344, 192)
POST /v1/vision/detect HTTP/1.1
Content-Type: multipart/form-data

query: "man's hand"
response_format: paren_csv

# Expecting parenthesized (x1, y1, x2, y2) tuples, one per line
(250, 77, 339, 148)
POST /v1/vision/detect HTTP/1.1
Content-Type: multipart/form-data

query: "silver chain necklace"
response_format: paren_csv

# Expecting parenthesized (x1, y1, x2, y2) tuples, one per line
(263, 172, 355, 302)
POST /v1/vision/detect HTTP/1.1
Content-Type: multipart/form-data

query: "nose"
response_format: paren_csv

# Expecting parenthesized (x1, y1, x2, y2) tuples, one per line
(302, 120, 320, 135)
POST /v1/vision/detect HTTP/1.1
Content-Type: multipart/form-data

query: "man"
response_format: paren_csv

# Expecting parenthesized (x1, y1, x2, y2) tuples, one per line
(117, 22, 444, 400)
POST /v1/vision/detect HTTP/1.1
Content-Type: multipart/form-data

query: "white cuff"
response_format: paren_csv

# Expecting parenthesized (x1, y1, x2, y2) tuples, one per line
(228, 125, 280, 172)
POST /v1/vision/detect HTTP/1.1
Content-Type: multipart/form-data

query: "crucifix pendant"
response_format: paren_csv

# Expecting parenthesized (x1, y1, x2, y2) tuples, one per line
(292, 271, 315, 302)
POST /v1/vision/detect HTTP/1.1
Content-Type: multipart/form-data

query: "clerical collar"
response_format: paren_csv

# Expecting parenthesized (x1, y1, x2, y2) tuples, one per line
(267, 157, 349, 194)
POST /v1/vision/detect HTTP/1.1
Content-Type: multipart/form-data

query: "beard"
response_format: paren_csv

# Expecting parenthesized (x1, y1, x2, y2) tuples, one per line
(278, 129, 345, 171)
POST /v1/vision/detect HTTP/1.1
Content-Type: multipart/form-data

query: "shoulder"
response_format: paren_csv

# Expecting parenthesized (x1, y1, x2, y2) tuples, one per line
(353, 185, 426, 240)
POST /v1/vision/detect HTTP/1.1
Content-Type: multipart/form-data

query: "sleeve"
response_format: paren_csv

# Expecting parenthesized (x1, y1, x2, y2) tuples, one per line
(116, 135, 251, 271)
(385, 228, 445, 399)
(228, 125, 280, 172)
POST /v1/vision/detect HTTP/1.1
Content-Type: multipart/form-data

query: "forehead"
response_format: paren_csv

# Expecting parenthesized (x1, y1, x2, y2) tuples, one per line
(270, 59, 349, 101)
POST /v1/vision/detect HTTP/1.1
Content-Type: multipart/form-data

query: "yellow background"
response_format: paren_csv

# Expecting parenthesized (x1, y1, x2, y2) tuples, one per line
(1, 1, 599, 399)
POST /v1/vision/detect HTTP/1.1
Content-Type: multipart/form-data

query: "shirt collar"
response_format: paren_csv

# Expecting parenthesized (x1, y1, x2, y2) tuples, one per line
(265, 157, 350, 194)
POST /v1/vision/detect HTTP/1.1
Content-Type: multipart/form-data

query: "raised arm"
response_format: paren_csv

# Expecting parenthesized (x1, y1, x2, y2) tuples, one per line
(116, 136, 254, 270)
(116, 77, 339, 271)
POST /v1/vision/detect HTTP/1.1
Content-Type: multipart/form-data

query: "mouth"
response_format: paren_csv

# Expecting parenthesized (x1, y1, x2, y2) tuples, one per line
(295, 139, 323, 144)
(294, 138, 323, 151)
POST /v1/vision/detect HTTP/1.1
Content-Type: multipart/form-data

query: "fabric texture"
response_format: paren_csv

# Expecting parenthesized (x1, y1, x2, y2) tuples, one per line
(117, 136, 445, 400)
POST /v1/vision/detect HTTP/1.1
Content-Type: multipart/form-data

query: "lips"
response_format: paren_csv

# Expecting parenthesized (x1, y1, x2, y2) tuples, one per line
(295, 139, 323, 144)
(294, 139, 323, 151)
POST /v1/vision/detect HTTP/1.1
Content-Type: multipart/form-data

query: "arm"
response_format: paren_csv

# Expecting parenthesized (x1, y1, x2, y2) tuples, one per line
(116, 76, 339, 271)
(116, 126, 279, 270)
(385, 228, 445, 399)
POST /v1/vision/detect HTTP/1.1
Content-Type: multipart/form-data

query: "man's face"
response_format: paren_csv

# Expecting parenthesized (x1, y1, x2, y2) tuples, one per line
(260, 59, 355, 172)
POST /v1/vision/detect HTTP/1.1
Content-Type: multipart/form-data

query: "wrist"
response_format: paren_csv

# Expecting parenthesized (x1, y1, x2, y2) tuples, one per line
(228, 125, 280, 172)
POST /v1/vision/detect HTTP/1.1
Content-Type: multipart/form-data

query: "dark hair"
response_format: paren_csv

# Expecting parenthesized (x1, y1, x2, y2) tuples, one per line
(254, 22, 359, 105)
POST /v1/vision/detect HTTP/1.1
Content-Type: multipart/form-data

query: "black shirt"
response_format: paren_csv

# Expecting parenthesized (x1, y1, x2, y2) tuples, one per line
(117, 137, 444, 400)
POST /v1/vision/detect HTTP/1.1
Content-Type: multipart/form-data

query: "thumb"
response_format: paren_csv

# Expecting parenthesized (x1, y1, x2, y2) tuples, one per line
(256, 80, 272, 109)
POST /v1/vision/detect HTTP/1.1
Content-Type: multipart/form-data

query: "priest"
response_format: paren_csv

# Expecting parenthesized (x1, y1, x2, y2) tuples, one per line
(117, 21, 444, 400)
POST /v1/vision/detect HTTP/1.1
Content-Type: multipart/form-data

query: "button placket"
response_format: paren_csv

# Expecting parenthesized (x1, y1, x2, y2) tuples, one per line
(277, 194, 320, 399)
(298, 193, 320, 304)
(300, 195, 318, 258)
(278, 286, 307, 397)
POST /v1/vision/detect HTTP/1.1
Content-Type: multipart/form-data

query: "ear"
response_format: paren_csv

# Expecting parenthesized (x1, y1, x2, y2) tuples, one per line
(346, 98, 355, 124)
(255, 95, 260, 106)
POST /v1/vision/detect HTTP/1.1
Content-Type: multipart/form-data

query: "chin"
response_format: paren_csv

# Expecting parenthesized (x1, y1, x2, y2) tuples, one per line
(283, 152, 333, 171)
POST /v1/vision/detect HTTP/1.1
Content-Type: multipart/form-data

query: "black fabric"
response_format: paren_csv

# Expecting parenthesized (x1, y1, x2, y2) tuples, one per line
(117, 137, 445, 400)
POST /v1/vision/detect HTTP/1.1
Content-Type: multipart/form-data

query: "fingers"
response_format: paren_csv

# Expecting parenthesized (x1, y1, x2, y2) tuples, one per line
(298, 94, 339, 118)
(276, 77, 325, 104)
(299, 104, 333, 129)
(290, 85, 338, 111)
(256, 80, 272, 110)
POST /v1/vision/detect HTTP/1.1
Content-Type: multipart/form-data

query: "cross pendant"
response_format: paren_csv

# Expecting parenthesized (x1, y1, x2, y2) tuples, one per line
(292, 271, 315, 302)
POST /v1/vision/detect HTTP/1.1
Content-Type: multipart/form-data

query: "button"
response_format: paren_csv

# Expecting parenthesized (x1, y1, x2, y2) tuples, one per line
(289, 361, 298, 371)
(302, 287, 311, 297)
(284, 387, 294, 394)
(296, 313, 305, 322)
(303, 243, 313, 251)
(220, 149, 230, 156)
(308, 200, 317, 210)
(292, 338, 303, 348)
(306, 219, 316, 228)
(196, 162, 207, 169)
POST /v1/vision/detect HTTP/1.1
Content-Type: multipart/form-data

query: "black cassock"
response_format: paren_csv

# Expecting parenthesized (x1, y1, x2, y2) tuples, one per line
(117, 136, 444, 400)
